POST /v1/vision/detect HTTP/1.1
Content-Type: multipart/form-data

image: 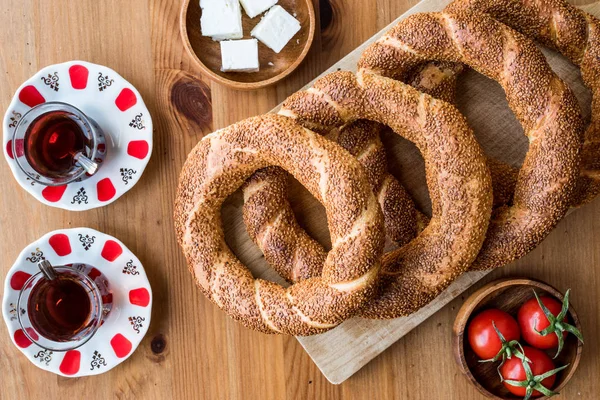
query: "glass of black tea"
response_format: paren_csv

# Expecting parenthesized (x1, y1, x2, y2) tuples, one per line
(16, 261, 110, 351)
(12, 102, 106, 186)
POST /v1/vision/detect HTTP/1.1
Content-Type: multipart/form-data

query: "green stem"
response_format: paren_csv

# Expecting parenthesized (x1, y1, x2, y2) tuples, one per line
(532, 289, 584, 358)
(503, 358, 569, 400)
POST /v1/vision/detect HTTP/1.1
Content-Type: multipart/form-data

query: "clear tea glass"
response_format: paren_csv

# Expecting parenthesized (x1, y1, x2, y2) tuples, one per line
(16, 262, 112, 352)
(12, 102, 106, 186)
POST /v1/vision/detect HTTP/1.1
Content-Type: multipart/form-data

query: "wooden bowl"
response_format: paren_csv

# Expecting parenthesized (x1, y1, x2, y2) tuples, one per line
(453, 278, 583, 399)
(180, 0, 315, 90)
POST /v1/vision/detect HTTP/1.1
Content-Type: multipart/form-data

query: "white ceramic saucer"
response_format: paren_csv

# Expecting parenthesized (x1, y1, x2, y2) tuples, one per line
(2, 228, 152, 377)
(2, 61, 153, 210)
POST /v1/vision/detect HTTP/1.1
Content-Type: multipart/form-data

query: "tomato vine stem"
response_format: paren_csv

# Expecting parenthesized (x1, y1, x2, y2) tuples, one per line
(532, 289, 584, 358)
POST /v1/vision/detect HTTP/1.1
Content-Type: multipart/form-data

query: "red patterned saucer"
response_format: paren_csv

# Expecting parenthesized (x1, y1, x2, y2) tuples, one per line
(2, 61, 152, 210)
(2, 228, 152, 377)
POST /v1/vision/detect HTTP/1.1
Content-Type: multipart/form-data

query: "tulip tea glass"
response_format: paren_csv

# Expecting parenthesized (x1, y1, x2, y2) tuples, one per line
(12, 102, 106, 186)
(16, 261, 112, 351)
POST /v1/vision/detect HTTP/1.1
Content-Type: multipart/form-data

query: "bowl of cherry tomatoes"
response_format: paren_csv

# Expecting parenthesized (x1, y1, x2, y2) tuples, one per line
(453, 278, 584, 399)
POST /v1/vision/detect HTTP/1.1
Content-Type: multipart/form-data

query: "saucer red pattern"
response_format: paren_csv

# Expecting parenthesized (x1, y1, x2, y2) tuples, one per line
(2, 228, 152, 377)
(2, 61, 152, 210)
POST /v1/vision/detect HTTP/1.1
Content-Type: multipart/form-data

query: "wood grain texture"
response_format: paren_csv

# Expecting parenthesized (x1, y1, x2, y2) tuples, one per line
(0, 0, 598, 400)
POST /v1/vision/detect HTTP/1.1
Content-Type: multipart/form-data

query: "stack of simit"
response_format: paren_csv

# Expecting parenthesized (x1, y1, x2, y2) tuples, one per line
(174, 0, 599, 336)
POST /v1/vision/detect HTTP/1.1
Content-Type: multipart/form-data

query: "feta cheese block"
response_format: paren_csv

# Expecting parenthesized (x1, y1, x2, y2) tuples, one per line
(200, 0, 243, 41)
(250, 5, 301, 53)
(220, 39, 260, 72)
(239, 0, 278, 18)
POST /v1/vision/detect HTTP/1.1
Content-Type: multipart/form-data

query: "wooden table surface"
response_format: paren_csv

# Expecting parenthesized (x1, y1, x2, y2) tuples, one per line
(0, 0, 598, 399)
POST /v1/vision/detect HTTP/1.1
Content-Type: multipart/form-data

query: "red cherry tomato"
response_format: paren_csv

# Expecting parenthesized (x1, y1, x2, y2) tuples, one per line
(468, 309, 520, 359)
(500, 346, 557, 398)
(518, 296, 567, 349)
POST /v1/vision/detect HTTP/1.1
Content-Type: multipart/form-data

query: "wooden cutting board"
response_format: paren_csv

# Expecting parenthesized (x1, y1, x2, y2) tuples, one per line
(222, 0, 600, 385)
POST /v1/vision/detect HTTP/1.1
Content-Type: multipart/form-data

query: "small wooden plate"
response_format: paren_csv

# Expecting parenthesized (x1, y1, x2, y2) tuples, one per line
(180, 0, 315, 90)
(453, 278, 583, 399)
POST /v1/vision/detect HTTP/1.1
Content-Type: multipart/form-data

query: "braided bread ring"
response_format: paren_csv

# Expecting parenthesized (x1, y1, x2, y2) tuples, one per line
(245, 67, 517, 286)
(280, 70, 492, 318)
(174, 114, 386, 335)
(359, 62, 519, 210)
(241, 166, 327, 283)
(407, 62, 521, 207)
(358, 11, 583, 274)
(415, 0, 600, 207)
(242, 120, 424, 283)
(240, 61, 489, 285)
(327, 121, 428, 244)
(240, 63, 466, 284)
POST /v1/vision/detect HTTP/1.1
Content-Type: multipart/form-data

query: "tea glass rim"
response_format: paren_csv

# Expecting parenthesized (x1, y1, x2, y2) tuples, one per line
(12, 101, 102, 187)
(16, 265, 104, 352)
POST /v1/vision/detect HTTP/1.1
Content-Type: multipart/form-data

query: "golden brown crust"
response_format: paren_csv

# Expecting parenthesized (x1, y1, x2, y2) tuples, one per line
(240, 122, 421, 284)
(487, 159, 519, 207)
(407, 61, 464, 103)
(328, 121, 421, 246)
(440, 0, 600, 207)
(241, 61, 469, 286)
(281, 70, 493, 318)
(175, 4, 588, 329)
(358, 10, 583, 274)
(241, 167, 327, 282)
(242, 121, 424, 284)
(174, 114, 385, 335)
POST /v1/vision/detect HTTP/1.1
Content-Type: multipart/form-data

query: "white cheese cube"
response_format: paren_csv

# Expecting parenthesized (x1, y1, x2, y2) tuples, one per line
(200, 0, 243, 41)
(220, 39, 260, 72)
(239, 0, 278, 18)
(251, 5, 301, 53)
